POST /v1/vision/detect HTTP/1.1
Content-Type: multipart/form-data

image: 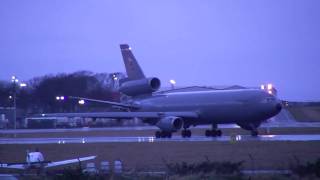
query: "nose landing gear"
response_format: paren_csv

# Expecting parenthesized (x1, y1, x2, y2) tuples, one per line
(249, 123, 259, 137)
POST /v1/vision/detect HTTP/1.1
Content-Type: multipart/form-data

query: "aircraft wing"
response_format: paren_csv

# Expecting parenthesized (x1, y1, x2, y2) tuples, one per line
(39, 111, 199, 119)
(69, 96, 139, 109)
(0, 164, 25, 169)
(45, 155, 96, 168)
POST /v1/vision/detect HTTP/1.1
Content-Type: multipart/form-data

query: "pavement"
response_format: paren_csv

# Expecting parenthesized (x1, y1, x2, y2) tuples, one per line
(1, 134, 320, 144)
(1, 121, 320, 134)
(0, 174, 18, 180)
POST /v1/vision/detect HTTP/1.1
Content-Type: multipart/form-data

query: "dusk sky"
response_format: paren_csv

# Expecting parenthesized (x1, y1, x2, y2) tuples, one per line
(0, 0, 319, 101)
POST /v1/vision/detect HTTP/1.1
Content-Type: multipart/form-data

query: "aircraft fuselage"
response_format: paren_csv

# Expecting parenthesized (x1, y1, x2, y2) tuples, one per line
(135, 89, 282, 126)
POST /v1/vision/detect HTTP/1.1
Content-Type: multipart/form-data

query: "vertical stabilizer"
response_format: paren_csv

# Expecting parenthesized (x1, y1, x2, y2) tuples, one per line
(120, 44, 145, 80)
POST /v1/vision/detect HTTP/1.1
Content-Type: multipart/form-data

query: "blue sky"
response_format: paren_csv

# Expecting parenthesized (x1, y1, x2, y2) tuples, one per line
(0, 0, 319, 101)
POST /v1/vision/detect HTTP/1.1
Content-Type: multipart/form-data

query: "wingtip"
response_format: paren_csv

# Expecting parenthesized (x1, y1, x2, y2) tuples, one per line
(87, 155, 97, 159)
(120, 44, 130, 50)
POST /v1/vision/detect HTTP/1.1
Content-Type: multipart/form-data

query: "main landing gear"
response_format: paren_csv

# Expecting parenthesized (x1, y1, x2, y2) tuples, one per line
(205, 124, 222, 137)
(155, 131, 172, 138)
(181, 129, 192, 138)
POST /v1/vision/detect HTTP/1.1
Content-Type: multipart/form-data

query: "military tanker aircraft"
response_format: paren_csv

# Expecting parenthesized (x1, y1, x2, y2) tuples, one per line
(42, 44, 282, 138)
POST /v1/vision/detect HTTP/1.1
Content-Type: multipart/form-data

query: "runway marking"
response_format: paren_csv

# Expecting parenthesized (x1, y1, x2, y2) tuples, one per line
(1, 134, 320, 144)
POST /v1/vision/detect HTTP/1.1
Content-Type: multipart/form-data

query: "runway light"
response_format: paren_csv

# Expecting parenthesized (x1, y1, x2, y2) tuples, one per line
(265, 135, 275, 138)
(148, 137, 155, 143)
(20, 83, 27, 87)
(170, 79, 176, 85)
(56, 96, 65, 101)
(78, 100, 85, 105)
(12, 79, 19, 83)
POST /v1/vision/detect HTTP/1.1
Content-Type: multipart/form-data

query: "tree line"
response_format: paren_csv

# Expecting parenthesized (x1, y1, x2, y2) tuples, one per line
(0, 71, 123, 114)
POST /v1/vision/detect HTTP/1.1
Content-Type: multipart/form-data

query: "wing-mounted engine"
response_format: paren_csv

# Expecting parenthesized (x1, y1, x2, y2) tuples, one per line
(119, 77, 161, 97)
(156, 116, 183, 132)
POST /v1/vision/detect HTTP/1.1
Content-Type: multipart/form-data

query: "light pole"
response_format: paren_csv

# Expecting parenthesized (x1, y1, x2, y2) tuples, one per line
(11, 76, 27, 129)
(11, 76, 18, 130)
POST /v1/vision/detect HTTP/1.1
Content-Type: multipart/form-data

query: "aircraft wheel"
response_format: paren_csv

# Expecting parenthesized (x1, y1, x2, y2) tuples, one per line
(216, 130, 222, 136)
(205, 130, 212, 137)
(160, 131, 166, 138)
(160, 131, 172, 138)
(212, 130, 218, 137)
(181, 130, 186, 138)
(155, 131, 161, 138)
(186, 130, 192, 137)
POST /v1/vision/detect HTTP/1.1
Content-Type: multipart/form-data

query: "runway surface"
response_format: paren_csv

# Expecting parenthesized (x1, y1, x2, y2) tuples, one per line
(1, 134, 320, 144)
(1, 121, 320, 134)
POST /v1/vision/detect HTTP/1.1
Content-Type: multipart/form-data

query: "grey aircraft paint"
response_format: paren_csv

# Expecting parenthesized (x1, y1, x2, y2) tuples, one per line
(136, 89, 281, 125)
(41, 44, 282, 137)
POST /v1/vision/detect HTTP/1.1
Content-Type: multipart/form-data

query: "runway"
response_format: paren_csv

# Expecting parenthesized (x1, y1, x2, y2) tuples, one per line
(1, 121, 320, 134)
(1, 134, 320, 144)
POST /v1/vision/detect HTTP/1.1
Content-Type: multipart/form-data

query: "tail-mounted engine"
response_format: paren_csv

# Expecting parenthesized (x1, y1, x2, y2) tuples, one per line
(119, 77, 161, 96)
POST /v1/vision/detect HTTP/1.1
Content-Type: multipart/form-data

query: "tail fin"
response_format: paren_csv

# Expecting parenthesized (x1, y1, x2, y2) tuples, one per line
(120, 44, 145, 80)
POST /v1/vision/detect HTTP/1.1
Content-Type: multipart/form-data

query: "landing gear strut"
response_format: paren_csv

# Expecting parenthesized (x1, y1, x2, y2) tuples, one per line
(181, 129, 192, 138)
(249, 123, 259, 137)
(155, 131, 172, 138)
(251, 130, 259, 137)
(205, 124, 222, 137)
